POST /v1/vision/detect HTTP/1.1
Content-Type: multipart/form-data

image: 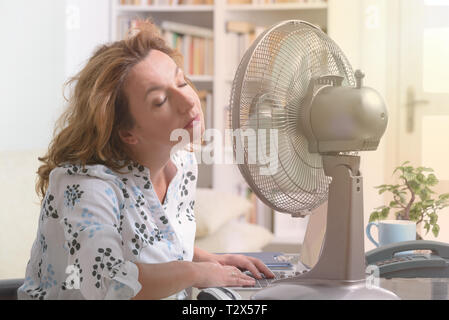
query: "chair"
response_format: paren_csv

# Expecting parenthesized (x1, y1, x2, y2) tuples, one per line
(0, 279, 24, 300)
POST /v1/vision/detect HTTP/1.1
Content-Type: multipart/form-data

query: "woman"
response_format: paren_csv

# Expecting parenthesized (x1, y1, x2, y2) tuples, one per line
(18, 20, 273, 300)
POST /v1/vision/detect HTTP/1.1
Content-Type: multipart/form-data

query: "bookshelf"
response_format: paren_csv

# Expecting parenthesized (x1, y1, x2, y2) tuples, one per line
(110, 0, 329, 199)
(226, 2, 327, 11)
(117, 5, 214, 12)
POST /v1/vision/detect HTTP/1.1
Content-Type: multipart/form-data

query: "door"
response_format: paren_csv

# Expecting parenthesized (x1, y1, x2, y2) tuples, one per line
(398, 0, 449, 241)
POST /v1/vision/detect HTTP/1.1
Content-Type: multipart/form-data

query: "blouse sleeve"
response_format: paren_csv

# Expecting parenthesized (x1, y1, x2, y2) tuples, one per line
(55, 172, 142, 300)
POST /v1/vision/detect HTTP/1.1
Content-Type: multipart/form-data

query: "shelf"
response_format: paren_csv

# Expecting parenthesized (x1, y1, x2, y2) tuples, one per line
(188, 75, 214, 83)
(226, 3, 327, 11)
(116, 5, 214, 13)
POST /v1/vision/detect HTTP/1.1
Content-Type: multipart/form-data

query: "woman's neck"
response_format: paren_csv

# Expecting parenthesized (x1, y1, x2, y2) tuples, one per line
(130, 145, 177, 189)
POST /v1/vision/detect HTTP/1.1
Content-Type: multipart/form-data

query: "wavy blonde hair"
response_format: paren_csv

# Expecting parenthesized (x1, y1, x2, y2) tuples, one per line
(36, 20, 194, 200)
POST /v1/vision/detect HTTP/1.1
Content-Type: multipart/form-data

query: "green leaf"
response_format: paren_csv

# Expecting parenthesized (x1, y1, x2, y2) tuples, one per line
(393, 164, 406, 175)
(369, 211, 380, 222)
(432, 224, 440, 238)
(439, 193, 449, 201)
(425, 222, 431, 233)
(408, 180, 420, 192)
(431, 214, 438, 225)
(389, 201, 398, 208)
(417, 173, 426, 182)
(409, 206, 422, 221)
(419, 189, 430, 201)
(426, 174, 438, 186)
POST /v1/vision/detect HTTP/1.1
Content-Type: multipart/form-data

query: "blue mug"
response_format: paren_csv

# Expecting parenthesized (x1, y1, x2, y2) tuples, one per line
(366, 220, 417, 255)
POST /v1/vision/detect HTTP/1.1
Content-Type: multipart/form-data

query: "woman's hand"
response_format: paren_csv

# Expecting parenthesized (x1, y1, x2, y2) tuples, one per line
(193, 247, 274, 281)
(192, 262, 256, 289)
(213, 254, 275, 280)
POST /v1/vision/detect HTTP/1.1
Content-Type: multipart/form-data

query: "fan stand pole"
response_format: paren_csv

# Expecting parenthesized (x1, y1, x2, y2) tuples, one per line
(251, 155, 399, 300)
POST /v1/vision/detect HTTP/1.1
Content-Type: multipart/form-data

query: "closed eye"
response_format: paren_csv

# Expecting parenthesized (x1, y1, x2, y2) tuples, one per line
(154, 82, 188, 107)
(155, 97, 167, 107)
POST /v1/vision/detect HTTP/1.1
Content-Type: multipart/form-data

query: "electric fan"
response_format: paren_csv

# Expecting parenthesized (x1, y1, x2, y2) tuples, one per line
(230, 20, 398, 300)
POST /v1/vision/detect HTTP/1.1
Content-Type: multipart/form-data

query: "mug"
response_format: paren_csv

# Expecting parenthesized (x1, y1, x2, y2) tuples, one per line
(366, 220, 416, 253)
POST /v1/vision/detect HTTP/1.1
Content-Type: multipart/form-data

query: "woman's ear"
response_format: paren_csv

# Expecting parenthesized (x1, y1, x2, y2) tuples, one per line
(119, 129, 138, 145)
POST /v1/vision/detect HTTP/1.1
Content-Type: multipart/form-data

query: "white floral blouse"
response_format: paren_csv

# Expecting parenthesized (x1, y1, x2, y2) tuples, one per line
(18, 150, 197, 300)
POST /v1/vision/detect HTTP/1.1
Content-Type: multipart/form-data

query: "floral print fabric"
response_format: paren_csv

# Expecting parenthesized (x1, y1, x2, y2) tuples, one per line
(18, 150, 197, 300)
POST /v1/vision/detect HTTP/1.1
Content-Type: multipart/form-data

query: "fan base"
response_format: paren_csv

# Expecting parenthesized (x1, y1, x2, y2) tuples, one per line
(250, 281, 399, 300)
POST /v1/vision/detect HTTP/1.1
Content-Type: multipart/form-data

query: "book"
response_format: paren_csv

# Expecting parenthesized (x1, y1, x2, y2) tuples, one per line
(115, 17, 214, 76)
(159, 22, 213, 76)
(192, 37, 200, 75)
(227, 0, 252, 4)
(182, 35, 192, 73)
(161, 21, 213, 39)
(226, 21, 255, 34)
(197, 90, 213, 133)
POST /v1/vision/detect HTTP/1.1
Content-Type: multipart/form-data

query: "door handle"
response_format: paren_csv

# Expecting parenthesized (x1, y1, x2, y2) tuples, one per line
(406, 87, 429, 133)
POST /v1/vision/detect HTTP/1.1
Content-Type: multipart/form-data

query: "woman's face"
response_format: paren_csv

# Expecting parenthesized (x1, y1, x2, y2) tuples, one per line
(121, 49, 204, 154)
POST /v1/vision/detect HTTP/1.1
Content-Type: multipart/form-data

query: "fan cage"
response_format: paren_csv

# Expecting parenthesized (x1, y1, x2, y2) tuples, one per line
(230, 20, 355, 215)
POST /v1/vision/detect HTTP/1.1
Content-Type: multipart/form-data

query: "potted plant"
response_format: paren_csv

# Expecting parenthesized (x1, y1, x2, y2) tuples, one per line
(369, 161, 449, 239)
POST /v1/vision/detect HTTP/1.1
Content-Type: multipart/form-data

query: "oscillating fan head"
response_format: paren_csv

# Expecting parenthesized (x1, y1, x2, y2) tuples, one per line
(230, 20, 356, 215)
(303, 71, 388, 153)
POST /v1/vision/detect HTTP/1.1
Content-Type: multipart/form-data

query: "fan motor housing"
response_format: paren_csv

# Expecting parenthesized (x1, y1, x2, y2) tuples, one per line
(309, 85, 388, 153)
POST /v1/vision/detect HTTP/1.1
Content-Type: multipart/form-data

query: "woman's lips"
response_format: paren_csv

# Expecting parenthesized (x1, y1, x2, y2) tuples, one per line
(184, 114, 200, 129)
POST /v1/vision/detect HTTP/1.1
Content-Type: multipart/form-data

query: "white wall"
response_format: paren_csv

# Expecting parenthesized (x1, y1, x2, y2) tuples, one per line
(329, 0, 390, 251)
(0, 0, 111, 151)
(65, 0, 111, 78)
(0, 0, 66, 151)
(0, 0, 66, 279)
(0, 0, 110, 279)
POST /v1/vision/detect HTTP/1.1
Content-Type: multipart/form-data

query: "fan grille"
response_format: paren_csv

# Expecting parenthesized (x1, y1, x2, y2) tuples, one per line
(231, 21, 355, 215)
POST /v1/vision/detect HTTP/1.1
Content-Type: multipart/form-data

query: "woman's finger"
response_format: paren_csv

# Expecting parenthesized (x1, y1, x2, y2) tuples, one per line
(226, 266, 255, 287)
(240, 260, 263, 279)
(237, 276, 256, 287)
(235, 270, 256, 287)
(249, 257, 275, 278)
(238, 257, 274, 279)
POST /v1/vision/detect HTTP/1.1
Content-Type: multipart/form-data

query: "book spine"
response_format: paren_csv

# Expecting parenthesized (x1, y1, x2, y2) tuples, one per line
(183, 35, 192, 74)
(209, 39, 214, 76)
(206, 92, 213, 129)
(193, 37, 200, 75)
(189, 36, 195, 75)
(161, 21, 213, 39)
(204, 38, 210, 76)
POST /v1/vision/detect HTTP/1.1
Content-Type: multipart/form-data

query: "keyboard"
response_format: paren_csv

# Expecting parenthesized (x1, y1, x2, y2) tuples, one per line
(234, 269, 309, 290)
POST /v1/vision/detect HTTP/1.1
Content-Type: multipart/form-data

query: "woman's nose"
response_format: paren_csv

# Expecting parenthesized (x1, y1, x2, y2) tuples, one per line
(173, 87, 195, 113)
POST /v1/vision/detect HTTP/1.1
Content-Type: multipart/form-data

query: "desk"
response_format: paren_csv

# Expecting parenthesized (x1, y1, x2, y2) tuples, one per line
(379, 278, 449, 300)
(208, 278, 448, 300)
(191, 253, 449, 300)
